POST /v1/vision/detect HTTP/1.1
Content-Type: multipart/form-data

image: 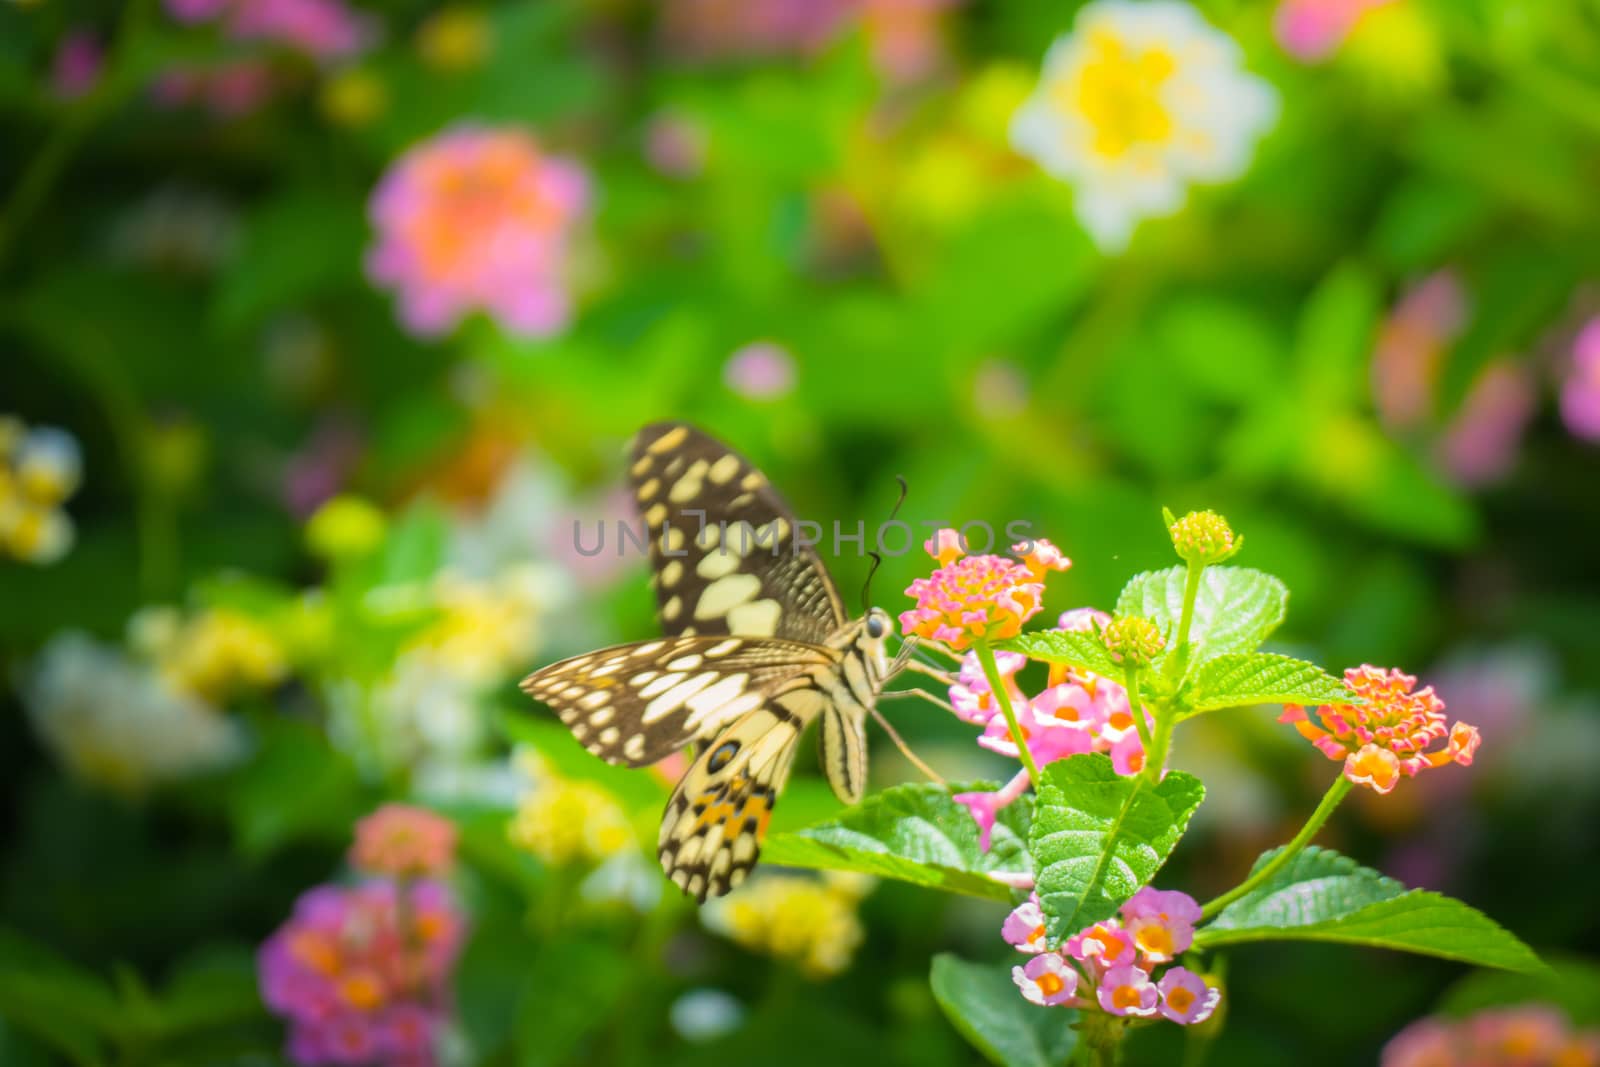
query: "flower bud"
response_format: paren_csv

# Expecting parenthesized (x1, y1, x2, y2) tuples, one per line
(1103, 615, 1165, 667)
(1165, 508, 1241, 565)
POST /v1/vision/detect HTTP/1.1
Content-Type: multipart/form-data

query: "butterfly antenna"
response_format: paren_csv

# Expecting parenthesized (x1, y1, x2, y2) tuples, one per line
(860, 475, 910, 612)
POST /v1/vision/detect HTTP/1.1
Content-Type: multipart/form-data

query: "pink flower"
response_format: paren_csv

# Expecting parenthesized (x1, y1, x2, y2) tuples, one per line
(366, 126, 590, 339)
(723, 342, 796, 400)
(900, 531, 1058, 651)
(1121, 887, 1202, 926)
(979, 707, 1094, 765)
(1013, 538, 1071, 581)
(1057, 607, 1111, 634)
(1436, 361, 1534, 487)
(349, 804, 457, 879)
(1282, 665, 1480, 794)
(953, 768, 1031, 852)
(1562, 317, 1600, 442)
(1001, 895, 1051, 954)
(165, 0, 374, 60)
(1274, 0, 1392, 63)
(1157, 968, 1220, 1025)
(1096, 963, 1159, 1017)
(1012, 952, 1078, 1007)
(153, 61, 276, 116)
(1120, 887, 1199, 963)
(1065, 922, 1138, 974)
(1382, 1005, 1597, 1067)
(258, 880, 463, 1065)
(949, 649, 1026, 726)
(1109, 730, 1147, 776)
(645, 112, 708, 179)
(51, 32, 104, 100)
(226, 0, 374, 61)
(1372, 271, 1467, 432)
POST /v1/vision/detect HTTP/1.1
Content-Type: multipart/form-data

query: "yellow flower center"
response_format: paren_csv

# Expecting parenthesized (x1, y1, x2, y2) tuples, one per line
(1135, 924, 1174, 957)
(1058, 29, 1177, 159)
(1112, 984, 1145, 1011)
(1036, 972, 1066, 997)
(1167, 986, 1195, 1013)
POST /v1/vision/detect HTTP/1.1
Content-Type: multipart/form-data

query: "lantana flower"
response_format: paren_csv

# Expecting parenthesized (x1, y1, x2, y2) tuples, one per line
(1097, 963, 1160, 1017)
(899, 533, 1068, 651)
(258, 879, 465, 1066)
(1273, 0, 1392, 63)
(1157, 967, 1220, 1025)
(1010, 0, 1278, 251)
(1562, 316, 1600, 443)
(366, 126, 590, 339)
(1013, 952, 1079, 1007)
(1001, 895, 1051, 954)
(350, 804, 458, 879)
(1383, 1004, 1599, 1067)
(1000, 885, 1217, 1028)
(936, 603, 1150, 848)
(1281, 665, 1480, 794)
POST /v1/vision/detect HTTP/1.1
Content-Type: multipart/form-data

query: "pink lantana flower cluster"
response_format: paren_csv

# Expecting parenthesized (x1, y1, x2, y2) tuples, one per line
(1384, 1004, 1599, 1067)
(260, 806, 465, 1066)
(900, 531, 1070, 652)
(1005, 887, 1219, 1027)
(366, 126, 591, 339)
(349, 804, 458, 880)
(947, 609, 1150, 850)
(165, 0, 374, 60)
(1281, 665, 1480, 795)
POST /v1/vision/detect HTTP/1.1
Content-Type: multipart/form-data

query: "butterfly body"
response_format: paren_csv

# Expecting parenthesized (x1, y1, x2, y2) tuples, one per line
(520, 422, 900, 900)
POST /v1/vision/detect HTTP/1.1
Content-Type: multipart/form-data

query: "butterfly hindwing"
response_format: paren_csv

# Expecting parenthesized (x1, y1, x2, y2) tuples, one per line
(520, 636, 838, 767)
(658, 684, 828, 901)
(629, 422, 846, 645)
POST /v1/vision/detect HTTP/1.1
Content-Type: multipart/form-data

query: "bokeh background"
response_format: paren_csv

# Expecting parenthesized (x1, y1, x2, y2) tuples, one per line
(2, 0, 1599, 1063)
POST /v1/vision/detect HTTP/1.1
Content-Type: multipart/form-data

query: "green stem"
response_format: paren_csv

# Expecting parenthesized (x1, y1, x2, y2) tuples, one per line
(1121, 664, 1154, 753)
(975, 638, 1040, 788)
(1199, 774, 1352, 921)
(1164, 557, 1205, 686)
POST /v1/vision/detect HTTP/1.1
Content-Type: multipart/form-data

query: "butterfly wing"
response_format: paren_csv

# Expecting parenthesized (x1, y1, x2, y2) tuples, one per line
(657, 683, 830, 900)
(628, 422, 846, 644)
(520, 635, 838, 767)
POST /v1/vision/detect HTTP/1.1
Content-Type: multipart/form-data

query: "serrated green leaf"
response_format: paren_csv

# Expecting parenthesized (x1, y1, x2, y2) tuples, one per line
(1116, 566, 1288, 667)
(763, 783, 1031, 901)
(1029, 755, 1205, 937)
(996, 630, 1122, 678)
(1179, 652, 1349, 716)
(929, 955, 1077, 1067)
(1196, 847, 1545, 974)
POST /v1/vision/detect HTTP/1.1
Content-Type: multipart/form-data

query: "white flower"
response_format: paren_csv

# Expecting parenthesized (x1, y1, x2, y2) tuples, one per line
(24, 633, 246, 792)
(1010, 0, 1278, 250)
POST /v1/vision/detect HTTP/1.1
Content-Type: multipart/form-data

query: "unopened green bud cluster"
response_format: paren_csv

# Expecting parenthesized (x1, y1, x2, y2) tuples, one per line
(1103, 615, 1165, 667)
(1166, 509, 1241, 566)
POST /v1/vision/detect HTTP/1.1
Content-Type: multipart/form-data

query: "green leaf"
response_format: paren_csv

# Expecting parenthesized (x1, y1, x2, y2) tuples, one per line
(513, 939, 632, 1067)
(996, 630, 1121, 679)
(929, 955, 1077, 1067)
(1178, 652, 1349, 716)
(1116, 565, 1288, 666)
(0, 928, 121, 1066)
(1029, 755, 1205, 938)
(1196, 847, 1546, 974)
(763, 783, 1032, 902)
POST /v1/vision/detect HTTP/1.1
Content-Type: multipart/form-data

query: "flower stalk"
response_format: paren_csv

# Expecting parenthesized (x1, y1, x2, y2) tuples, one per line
(1199, 774, 1352, 921)
(975, 638, 1042, 787)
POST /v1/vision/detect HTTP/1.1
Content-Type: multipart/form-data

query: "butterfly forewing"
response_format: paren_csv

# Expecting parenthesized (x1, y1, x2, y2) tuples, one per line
(520, 635, 838, 766)
(628, 422, 846, 644)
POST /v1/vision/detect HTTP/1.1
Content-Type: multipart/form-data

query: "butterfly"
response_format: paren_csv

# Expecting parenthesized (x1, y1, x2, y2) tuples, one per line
(520, 422, 911, 901)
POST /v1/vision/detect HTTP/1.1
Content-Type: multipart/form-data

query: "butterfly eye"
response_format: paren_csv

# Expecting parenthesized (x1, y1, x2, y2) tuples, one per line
(865, 615, 886, 639)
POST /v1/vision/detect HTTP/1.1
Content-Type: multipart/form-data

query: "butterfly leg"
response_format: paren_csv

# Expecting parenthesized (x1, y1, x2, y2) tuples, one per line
(867, 702, 946, 787)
